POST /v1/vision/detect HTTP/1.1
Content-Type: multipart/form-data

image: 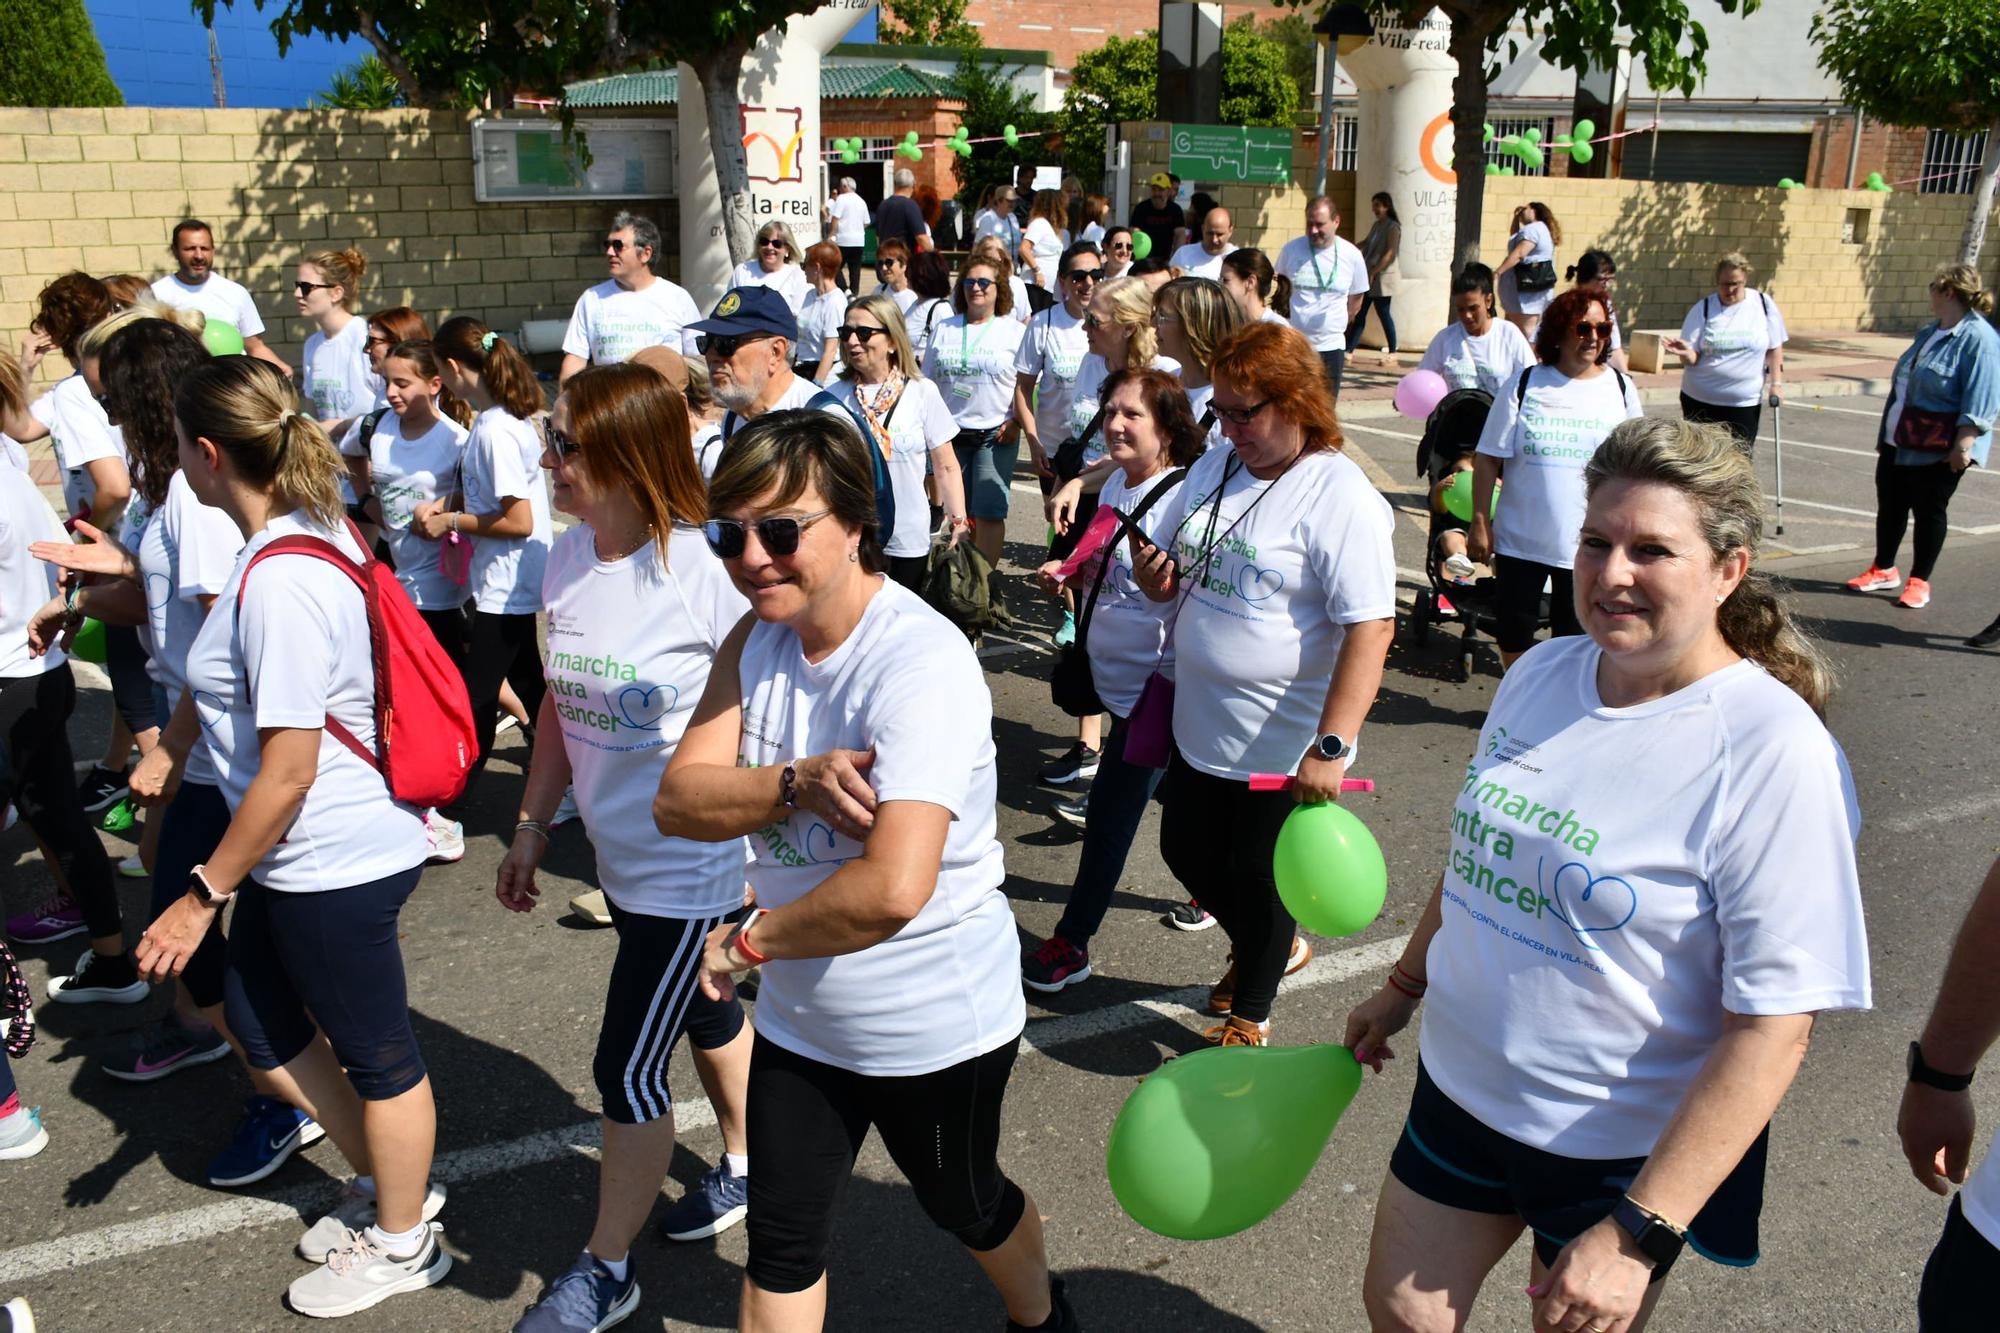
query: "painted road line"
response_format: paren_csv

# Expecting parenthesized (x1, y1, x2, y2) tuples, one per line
(0, 934, 1410, 1285)
(1877, 791, 2000, 835)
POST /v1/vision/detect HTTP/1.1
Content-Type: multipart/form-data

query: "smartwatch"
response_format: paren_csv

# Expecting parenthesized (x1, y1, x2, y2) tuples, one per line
(1310, 732, 1352, 763)
(1610, 1195, 1685, 1273)
(1908, 1041, 1975, 1092)
(188, 865, 232, 907)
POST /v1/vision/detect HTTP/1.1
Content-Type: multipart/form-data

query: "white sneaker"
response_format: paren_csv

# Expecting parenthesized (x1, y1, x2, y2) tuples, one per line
(568, 888, 613, 926)
(423, 811, 465, 865)
(116, 854, 148, 879)
(287, 1223, 451, 1319)
(495, 714, 520, 737)
(551, 787, 581, 827)
(1442, 552, 1476, 581)
(299, 1180, 449, 1262)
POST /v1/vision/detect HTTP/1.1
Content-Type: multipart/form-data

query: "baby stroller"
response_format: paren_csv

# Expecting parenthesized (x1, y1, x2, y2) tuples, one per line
(1404, 387, 1518, 681)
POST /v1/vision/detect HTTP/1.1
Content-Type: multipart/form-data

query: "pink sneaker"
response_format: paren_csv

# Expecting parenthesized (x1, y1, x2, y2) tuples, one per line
(6, 895, 86, 944)
(1896, 576, 1932, 609)
(1846, 565, 1901, 593)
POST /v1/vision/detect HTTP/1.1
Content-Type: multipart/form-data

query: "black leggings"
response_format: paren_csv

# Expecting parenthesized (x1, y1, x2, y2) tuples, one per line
(888, 555, 928, 592)
(0, 666, 119, 938)
(745, 1033, 1027, 1294)
(463, 610, 545, 772)
(1159, 750, 1297, 1025)
(1875, 449, 1964, 582)
(103, 623, 158, 739)
(417, 605, 469, 678)
(1680, 393, 1760, 452)
(1494, 554, 1581, 655)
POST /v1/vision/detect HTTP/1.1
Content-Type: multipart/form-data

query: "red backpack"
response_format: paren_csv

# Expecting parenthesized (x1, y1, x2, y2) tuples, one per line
(237, 518, 477, 809)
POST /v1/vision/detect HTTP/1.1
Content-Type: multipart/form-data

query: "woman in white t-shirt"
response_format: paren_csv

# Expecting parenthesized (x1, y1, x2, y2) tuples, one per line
(1418, 263, 1537, 400)
(1664, 252, 1789, 449)
(149, 357, 449, 1317)
(657, 410, 1072, 1333)
(730, 223, 810, 317)
(1493, 202, 1561, 338)
(1018, 190, 1069, 293)
(1021, 369, 1203, 993)
(826, 292, 967, 591)
(971, 236, 1036, 325)
(1013, 244, 1101, 493)
(1131, 322, 1397, 1045)
(295, 248, 384, 444)
(1469, 287, 1645, 668)
(25, 274, 131, 533)
(1219, 248, 1292, 329)
(424, 317, 552, 782)
(1102, 228, 1137, 281)
(902, 251, 956, 362)
(921, 256, 1028, 571)
(496, 364, 758, 1328)
(1347, 417, 1870, 1333)
(794, 241, 849, 386)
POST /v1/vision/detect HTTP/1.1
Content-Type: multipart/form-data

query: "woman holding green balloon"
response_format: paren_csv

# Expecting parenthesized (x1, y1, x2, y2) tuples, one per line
(1347, 417, 1871, 1333)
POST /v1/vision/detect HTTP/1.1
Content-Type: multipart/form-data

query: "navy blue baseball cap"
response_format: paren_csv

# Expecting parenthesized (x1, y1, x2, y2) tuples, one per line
(688, 286, 798, 345)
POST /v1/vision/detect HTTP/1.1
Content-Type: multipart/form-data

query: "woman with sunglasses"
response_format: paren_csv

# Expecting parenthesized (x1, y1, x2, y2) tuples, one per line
(1102, 228, 1137, 280)
(500, 364, 757, 1333)
(921, 255, 1028, 572)
(295, 248, 383, 446)
(971, 235, 1036, 325)
(826, 293, 967, 591)
(871, 239, 920, 319)
(1130, 322, 1397, 1045)
(1013, 244, 1102, 490)
(1468, 286, 1644, 668)
(659, 409, 1078, 1333)
(730, 222, 810, 317)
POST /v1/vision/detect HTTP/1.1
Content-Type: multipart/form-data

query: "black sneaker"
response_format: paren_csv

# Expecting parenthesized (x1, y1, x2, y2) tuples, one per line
(1038, 743, 1100, 787)
(1164, 899, 1217, 932)
(46, 950, 148, 1005)
(76, 765, 129, 814)
(1968, 615, 2000, 648)
(1006, 1276, 1081, 1331)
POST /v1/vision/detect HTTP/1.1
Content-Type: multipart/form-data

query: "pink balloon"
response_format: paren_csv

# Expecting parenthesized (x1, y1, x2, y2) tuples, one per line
(1394, 369, 1450, 421)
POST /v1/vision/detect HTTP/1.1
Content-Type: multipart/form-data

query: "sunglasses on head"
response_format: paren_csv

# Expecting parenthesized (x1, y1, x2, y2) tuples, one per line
(1212, 398, 1272, 426)
(836, 324, 885, 342)
(542, 419, 583, 458)
(697, 333, 774, 358)
(702, 509, 835, 559)
(961, 276, 996, 291)
(1572, 321, 1613, 341)
(295, 280, 336, 296)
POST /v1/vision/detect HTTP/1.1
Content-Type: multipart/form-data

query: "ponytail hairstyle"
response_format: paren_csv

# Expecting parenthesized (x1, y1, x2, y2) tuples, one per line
(101, 318, 210, 508)
(174, 356, 345, 526)
(383, 340, 474, 427)
(1567, 248, 1616, 287)
(434, 316, 544, 421)
(560, 363, 708, 559)
(1219, 247, 1289, 318)
(1452, 261, 1498, 315)
(1585, 417, 1835, 717)
(302, 247, 367, 311)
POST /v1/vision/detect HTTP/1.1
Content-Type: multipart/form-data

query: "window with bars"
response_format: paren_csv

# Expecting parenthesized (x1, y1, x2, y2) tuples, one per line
(823, 136, 898, 162)
(1486, 117, 1558, 177)
(1330, 114, 1359, 172)
(1920, 129, 1989, 194)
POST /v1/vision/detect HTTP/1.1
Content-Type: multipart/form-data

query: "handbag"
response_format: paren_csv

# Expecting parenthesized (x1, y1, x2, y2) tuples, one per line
(1052, 402, 1107, 483)
(1049, 467, 1187, 718)
(1893, 406, 1958, 453)
(1515, 259, 1558, 293)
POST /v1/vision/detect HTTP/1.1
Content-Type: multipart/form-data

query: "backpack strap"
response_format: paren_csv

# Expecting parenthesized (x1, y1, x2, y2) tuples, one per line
(807, 388, 898, 541)
(1514, 365, 1535, 409)
(1074, 467, 1190, 652)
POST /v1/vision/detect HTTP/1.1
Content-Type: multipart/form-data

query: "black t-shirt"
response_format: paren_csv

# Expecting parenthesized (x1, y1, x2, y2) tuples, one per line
(1129, 199, 1184, 259)
(874, 194, 926, 248)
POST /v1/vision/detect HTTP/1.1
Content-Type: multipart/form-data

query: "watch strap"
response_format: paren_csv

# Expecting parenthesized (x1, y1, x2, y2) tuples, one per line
(1610, 1195, 1685, 1270)
(1910, 1041, 1975, 1092)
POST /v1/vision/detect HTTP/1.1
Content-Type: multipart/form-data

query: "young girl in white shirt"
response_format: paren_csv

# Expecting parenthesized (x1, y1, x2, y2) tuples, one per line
(295, 248, 384, 445)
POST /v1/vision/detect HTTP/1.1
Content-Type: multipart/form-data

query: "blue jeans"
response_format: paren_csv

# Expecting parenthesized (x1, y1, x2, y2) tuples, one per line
(1348, 295, 1396, 353)
(1053, 714, 1165, 947)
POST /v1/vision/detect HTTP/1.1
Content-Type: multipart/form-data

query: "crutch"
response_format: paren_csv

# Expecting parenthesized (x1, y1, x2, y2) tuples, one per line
(1770, 390, 1785, 536)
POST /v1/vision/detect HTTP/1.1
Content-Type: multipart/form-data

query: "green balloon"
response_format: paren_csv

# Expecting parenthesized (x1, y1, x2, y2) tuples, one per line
(1108, 1044, 1363, 1239)
(1485, 162, 1502, 176)
(1777, 178, 1798, 190)
(1273, 800, 1387, 937)
(1571, 118, 1595, 142)
(1130, 231, 1152, 260)
(201, 319, 245, 356)
(1516, 144, 1545, 171)
(70, 616, 107, 665)
(1003, 123, 1019, 147)
(1568, 140, 1594, 165)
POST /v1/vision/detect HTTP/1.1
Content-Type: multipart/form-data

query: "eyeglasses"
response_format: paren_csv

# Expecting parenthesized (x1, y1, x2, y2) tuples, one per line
(1067, 270, 1103, 285)
(542, 420, 583, 459)
(702, 510, 835, 559)
(836, 325, 885, 342)
(1082, 313, 1106, 329)
(295, 280, 336, 296)
(961, 277, 995, 291)
(697, 333, 774, 358)
(1151, 311, 1181, 326)
(758, 238, 788, 250)
(1211, 398, 1273, 426)
(1571, 321, 1613, 341)
(364, 333, 393, 349)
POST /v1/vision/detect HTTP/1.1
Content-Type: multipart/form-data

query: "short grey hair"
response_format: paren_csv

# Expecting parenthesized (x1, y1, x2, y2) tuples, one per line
(894, 167, 916, 189)
(610, 211, 661, 270)
(839, 176, 857, 191)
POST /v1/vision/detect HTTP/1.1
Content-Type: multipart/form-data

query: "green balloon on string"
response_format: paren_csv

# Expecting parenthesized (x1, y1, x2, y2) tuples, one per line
(1130, 231, 1152, 259)
(1107, 1044, 1364, 1239)
(1273, 800, 1387, 938)
(1570, 118, 1595, 142)
(70, 616, 107, 665)
(1568, 140, 1594, 165)
(201, 319, 245, 356)
(1003, 124, 1020, 147)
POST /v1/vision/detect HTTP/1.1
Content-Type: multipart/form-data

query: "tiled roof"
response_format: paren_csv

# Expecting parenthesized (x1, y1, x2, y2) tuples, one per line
(564, 63, 958, 108)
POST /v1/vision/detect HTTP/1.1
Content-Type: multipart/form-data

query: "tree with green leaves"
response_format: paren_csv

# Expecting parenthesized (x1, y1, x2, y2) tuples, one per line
(1058, 23, 1299, 163)
(0, 0, 124, 107)
(950, 54, 1047, 205)
(313, 55, 407, 110)
(1812, 0, 2000, 263)
(1221, 17, 1301, 130)
(879, 0, 981, 48)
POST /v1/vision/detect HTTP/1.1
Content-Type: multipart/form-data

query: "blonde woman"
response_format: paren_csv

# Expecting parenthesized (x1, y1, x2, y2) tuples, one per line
(295, 247, 383, 444)
(729, 222, 810, 316)
(1151, 275, 1243, 447)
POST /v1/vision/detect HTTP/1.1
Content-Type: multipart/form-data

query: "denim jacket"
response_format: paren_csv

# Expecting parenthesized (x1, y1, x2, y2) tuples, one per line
(1883, 314, 2000, 468)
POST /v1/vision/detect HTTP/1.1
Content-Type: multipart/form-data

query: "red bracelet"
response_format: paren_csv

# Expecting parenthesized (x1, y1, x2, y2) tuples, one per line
(1394, 960, 1429, 991)
(730, 909, 770, 966)
(1387, 972, 1426, 1000)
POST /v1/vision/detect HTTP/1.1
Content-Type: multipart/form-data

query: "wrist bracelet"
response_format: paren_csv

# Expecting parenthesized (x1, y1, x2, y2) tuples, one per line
(515, 819, 551, 840)
(1393, 960, 1428, 991)
(1387, 971, 1426, 1000)
(731, 908, 771, 966)
(779, 762, 799, 809)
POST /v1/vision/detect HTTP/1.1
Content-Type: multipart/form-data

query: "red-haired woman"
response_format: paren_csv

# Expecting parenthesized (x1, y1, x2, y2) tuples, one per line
(1132, 322, 1397, 1044)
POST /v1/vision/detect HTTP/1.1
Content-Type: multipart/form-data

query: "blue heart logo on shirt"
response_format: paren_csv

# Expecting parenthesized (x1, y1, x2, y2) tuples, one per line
(803, 821, 843, 864)
(1235, 563, 1284, 603)
(613, 683, 678, 730)
(1539, 857, 1637, 949)
(144, 572, 173, 612)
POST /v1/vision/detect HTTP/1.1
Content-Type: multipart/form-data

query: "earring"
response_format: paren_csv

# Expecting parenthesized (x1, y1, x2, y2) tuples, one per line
(848, 549, 858, 563)
(1716, 592, 1727, 604)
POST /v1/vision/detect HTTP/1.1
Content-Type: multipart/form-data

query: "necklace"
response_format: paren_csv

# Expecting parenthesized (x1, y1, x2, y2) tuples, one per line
(595, 524, 655, 562)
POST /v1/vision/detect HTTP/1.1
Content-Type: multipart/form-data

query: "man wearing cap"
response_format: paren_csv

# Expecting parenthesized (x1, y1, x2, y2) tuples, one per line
(1277, 195, 1371, 398)
(685, 286, 859, 479)
(1129, 174, 1185, 264)
(1168, 206, 1238, 280)
(559, 211, 702, 387)
(823, 178, 871, 292)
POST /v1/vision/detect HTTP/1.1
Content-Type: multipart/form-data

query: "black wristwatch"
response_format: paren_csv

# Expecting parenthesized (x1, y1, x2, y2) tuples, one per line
(1610, 1195, 1685, 1273)
(1908, 1041, 1975, 1092)
(1310, 732, 1352, 763)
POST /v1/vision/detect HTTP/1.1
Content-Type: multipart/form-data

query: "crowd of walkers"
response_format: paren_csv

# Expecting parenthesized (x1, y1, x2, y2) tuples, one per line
(0, 192, 1991, 1333)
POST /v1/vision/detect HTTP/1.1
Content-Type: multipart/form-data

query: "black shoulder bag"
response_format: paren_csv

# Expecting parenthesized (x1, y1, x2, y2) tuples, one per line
(1050, 468, 1189, 717)
(1052, 401, 1107, 483)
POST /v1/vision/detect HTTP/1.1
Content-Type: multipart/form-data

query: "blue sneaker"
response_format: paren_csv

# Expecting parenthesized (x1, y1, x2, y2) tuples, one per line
(513, 1252, 638, 1332)
(206, 1096, 325, 1188)
(657, 1161, 749, 1241)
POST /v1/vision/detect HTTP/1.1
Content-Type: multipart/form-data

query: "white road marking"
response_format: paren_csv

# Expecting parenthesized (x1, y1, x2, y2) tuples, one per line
(1778, 401, 1883, 419)
(1876, 791, 2000, 835)
(0, 934, 1409, 1284)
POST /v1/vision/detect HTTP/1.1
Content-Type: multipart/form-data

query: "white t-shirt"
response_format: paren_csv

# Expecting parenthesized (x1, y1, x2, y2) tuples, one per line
(1081, 221, 1106, 246)
(698, 378, 856, 481)
(795, 287, 848, 375)
(1419, 637, 1872, 1158)
(1066, 353, 1182, 468)
(1963, 1140, 2000, 1250)
(461, 407, 552, 615)
(562, 277, 703, 365)
(1419, 321, 1538, 399)
(184, 511, 428, 891)
(735, 579, 1024, 1076)
(1085, 467, 1187, 716)
(348, 413, 470, 610)
(1013, 305, 1090, 447)
(906, 297, 953, 362)
(1183, 381, 1228, 455)
(302, 318, 383, 426)
(827, 192, 870, 247)
(1474, 365, 1644, 569)
(1169, 241, 1237, 280)
(149, 272, 266, 338)
(729, 261, 810, 316)
(1278, 236, 1370, 350)
(1501, 222, 1557, 317)
(828, 377, 957, 557)
(1679, 290, 1788, 408)
(1023, 219, 1066, 291)
(0, 464, 66, 679)
(543, 523, 749, 918)
(881, 285, 922, 319)
(920, 314, 1028, 430)
(1154, 447, 1396, 780)
(31, 374, 127, 522)
(973, 209, 1021, 253)
(136, 472, 243, 784)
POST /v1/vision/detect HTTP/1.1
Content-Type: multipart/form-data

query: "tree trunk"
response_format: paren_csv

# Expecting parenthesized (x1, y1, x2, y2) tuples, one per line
(692, 41, 758, 270)
(354, 7, 440, 109)
(1446, 11, 1496, 273)
(1959, 116, 2000, 266)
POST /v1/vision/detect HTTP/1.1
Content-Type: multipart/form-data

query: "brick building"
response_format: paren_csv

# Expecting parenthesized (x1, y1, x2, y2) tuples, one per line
(958, 0, 1293, 79)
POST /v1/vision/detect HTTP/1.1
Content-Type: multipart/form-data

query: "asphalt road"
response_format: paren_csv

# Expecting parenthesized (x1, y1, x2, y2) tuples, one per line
(5, 402, 2000, 1331)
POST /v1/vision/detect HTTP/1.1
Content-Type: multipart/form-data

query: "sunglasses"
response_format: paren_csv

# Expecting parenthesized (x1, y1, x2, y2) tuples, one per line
(1108, 242, 1133, 252)
(295, 280, 336, 296)
(961, 277, 996, 291)
(542, 420, 583, 458)
(604, 238, 636, 253)
(1571, 321, 1613, 341)
(364, 333, 393, 348)
(758, 238, 789, 250)
(1067, 270, 1103, 284)
(697, 333, 774, 358)
(836, 325, 885, 342)
(703, 509, 835, 559)
(1082, 313, 1106, 329)
(1212, 398, 1273, 426)
(878, 258, 903, 269)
